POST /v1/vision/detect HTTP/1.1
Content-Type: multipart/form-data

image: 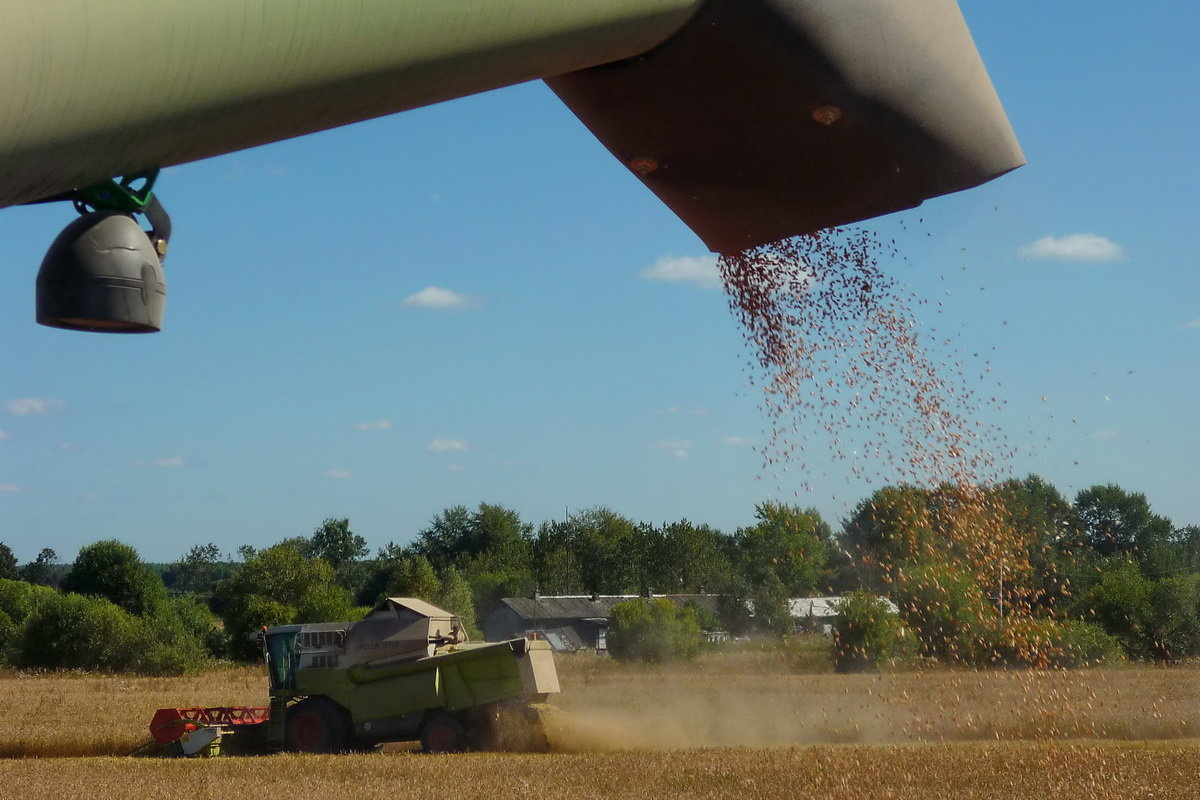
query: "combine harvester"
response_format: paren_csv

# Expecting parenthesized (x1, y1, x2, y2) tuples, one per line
(144, 598, 559, 756)
(0, 0, 1022, 334)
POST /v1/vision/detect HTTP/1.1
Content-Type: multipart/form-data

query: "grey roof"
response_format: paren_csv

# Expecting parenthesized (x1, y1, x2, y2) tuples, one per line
(786, 596, 899, 618)
(496, 594, 722, 622)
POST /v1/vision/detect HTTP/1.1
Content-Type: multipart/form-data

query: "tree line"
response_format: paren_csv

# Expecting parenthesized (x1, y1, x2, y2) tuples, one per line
(0, 476, 1197, 673)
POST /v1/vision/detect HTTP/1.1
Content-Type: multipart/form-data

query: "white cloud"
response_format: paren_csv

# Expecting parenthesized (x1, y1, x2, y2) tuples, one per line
(640, 255, 722, 289)
(447, 464, 465, 473)
(326, 468, 353, 479)
(1088, 430, 1118, 440)
(651, 440, 691, 459)
(1181, 318, 1200, 330)
(0, 484, 21, 493)
(0, 430, 10, 441)
(402, 286, 480, 310)
(57, 442, 77, 451)
(1018, 234, 1123, 262)
(139, 456, 185, 468)
(428, 438, 469, 454)
(5, 397, 64, 416)
(354, 420, 394, 431)
(722, 436, 753, 447)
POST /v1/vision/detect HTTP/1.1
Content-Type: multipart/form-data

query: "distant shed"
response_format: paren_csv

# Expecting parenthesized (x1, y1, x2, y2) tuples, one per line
(484, 594, 723, 652)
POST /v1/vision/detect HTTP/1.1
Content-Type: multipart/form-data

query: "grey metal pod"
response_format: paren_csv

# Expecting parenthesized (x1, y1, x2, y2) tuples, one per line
(36, 212, 165, 333)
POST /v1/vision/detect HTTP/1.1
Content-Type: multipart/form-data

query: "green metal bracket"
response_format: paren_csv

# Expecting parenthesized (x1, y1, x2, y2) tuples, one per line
(75, 169, 160, 214)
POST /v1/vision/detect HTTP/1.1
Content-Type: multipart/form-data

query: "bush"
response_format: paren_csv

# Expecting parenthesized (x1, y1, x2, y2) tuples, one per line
(1146, 575, 1200, 662)
(893, 564, 995, 664)
(832, 591, 911, 672)
(1081, 562, 1152, 659)
(12, 592, 215, 675)
(0, 578, 57, 625)
(608, 598, 701, 663)
(14, 592, 145, 672)
(982, 617, 1123, 668)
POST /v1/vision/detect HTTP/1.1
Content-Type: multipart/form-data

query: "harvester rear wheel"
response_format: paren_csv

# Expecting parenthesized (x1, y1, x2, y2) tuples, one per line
(284, 698, 349, 754)
(420, 712, 465, 753)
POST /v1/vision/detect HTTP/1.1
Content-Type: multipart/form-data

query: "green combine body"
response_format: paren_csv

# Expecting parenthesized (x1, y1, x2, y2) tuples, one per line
(263, 597, 559, 753)
(148, 597, 559, 755)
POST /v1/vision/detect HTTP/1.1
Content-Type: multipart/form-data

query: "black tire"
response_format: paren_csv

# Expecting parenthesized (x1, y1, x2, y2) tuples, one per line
(284, 698, 350, 753)
(420, 712, 466, 754)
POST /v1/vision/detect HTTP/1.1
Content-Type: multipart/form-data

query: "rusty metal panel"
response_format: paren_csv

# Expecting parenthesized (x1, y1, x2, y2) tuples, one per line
(547, 0, 1025, 252)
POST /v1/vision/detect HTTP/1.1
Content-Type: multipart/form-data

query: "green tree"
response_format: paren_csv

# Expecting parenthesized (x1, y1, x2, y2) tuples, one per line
(734, 504, 832, 634)
(658, 520, 736, 594)
(385, 554, 442, 600)
(1079, 561, 1152, 659)
(0, 543, 18, 580)
(434, 566, 478, 638)
(997, 475, 1080, 609)
(19, 548, 60, 587)
(532, 520, 585, 595)
(216, 541, 356, 659)
(607, 598, 701, 663)
(169, 543, 224, 595)
(308, 517, 368, 571)
(412, 505, 474, 572)
(574, 508, 641, 595)
(841, 486, 935, 587)
(1075, 484, 1174, 570)
(62, 540, 167, 616)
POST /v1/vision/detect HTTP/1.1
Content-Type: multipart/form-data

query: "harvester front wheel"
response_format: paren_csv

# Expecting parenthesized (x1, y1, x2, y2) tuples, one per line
(284, 698, 349, 754)
(420, 712, 465, 753)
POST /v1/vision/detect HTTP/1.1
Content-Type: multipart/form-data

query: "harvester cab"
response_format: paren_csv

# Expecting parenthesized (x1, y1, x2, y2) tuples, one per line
(145, 598, 559, 756)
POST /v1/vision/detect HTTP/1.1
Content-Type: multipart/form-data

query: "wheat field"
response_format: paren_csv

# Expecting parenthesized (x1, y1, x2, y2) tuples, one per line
(2, 653, 1200, 798)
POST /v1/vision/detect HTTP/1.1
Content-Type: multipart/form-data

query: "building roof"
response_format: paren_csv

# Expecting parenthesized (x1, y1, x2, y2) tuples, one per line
(786, 596, 899, 618)
(494, 594, 722, 623)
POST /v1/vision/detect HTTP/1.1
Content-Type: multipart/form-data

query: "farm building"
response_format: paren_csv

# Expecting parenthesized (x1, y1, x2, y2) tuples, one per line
(787, 596, 901, 634)
(485, 593, 899, 651)
(483, 593, 723, 652)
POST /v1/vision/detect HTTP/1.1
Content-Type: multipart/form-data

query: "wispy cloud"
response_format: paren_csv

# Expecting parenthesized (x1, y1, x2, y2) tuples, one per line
(5, 397, 64, 416)
(0, 430, 10, 441)
(722, 436, 753, 447)
(139, 456, 185, 468)
(1180, 318, 1200, 330)
(326, 468, 353, 479)
(428, 438, 470, 454)
(402, 286, 480, 310)
(651, 440, 691, 459)
(354, 420, 394, 431)
(1088, 430, 1119, 440)
(640, 255, 722, 289)
(1018, 233, 1123, 262)
(0, 484, 20, 493)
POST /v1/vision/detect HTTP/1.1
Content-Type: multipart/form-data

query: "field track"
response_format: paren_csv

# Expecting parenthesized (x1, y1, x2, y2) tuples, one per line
(0, 743, 1197, 800)
(3, 655, 1199, 798)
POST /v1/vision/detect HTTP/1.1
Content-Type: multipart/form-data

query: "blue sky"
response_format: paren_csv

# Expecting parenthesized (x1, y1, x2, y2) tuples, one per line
(1, 1, 1196, 563)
